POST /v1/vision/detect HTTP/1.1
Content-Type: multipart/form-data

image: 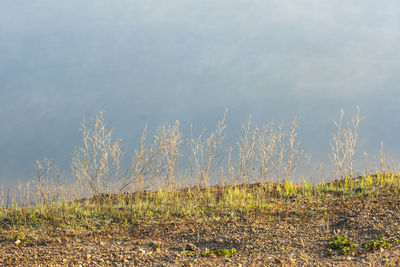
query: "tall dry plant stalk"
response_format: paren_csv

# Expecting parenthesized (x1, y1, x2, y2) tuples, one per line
(379, 141, 386, 174)
(15, 158, 64, 207)
(71, 111, 122, 196)
(257, 123, 284, 182)
(234, 117, 308, 183)
(120, 120, 183, 192)
(283, 118, 307, 182)
(235, 117, 258, 184)
(329, 106, 361, 179)
(119, 123, 164, 193)
(155, 121, 183, 189)
(190, 110, 227, 187)
(32, 158, 62, 206)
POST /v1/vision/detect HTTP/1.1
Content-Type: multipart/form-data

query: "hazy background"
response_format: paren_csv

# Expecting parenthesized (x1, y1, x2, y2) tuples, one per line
(1, 1, 400, 188)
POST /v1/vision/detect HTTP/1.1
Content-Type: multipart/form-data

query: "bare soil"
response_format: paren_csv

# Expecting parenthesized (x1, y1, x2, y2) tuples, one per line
(2, 183, 400, 266)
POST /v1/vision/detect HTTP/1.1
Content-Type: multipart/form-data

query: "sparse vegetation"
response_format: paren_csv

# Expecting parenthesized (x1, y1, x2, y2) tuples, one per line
(327, 235, 359, 255)
(361, 236, 394, 252)
(1, 108, 400, 266)
(200, 248, 237, 257)
(327, 235, 395, 256)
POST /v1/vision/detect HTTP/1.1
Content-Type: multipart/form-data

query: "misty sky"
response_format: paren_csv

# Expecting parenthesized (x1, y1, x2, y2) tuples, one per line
(1, 1, 400, 188)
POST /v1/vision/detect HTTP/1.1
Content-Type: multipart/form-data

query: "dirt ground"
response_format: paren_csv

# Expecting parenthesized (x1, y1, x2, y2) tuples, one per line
(1, 188, 400, 266)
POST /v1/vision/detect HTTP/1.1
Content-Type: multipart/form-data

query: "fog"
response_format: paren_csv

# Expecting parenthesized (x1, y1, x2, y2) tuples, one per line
(1, 1, 400, 188)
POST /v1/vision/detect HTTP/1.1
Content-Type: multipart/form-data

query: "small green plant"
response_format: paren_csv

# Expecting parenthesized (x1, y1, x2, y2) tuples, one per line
(327, 235, 358, 255)
(152, 243, 162, 250)
(184, 251, 196, 256)
(361, 236, 393, 251)
(200, 248, 237, 257)
(328, 235, 394, 256)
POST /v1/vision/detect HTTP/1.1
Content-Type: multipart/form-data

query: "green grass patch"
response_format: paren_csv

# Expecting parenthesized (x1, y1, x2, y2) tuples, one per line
(200, 248, 237, 257)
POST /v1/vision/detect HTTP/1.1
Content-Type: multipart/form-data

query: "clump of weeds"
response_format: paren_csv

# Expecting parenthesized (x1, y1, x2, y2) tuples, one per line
(327, 235, 395, 256)
(200, 248, 237, 257)
(327, 235, 358, 255)
(360, 236, 394, 252)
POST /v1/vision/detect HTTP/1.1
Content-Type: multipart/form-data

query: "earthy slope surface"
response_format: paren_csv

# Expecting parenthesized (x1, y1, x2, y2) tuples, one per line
(2, 181, 400, 266)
